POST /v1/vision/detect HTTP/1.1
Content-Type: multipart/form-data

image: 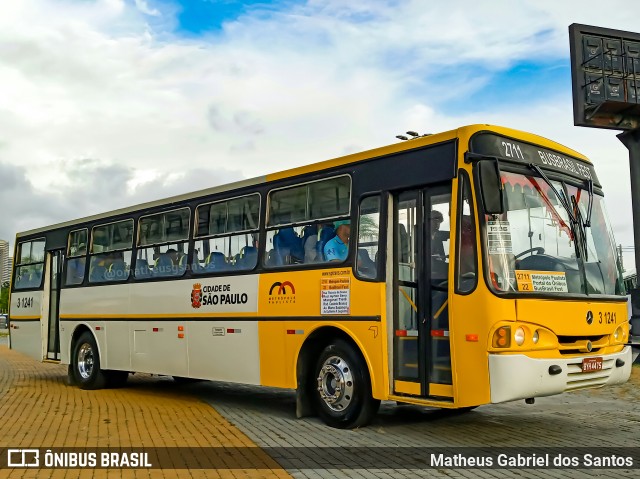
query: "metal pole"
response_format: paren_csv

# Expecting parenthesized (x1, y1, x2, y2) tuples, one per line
(617, 128, 640, 342)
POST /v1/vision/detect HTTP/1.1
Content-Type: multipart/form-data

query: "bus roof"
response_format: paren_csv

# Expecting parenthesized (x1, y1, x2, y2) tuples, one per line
(15, 124, 590, 238)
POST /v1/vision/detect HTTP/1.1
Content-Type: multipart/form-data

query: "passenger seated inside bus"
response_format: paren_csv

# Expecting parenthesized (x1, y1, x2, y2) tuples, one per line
(324, 220, 350, 262)
(155, 249, 178, 277)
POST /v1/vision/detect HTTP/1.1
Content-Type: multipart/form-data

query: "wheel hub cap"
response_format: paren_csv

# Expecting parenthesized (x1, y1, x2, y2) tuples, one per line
(77, 343, 94, 380)
(317, 355, 355, 411)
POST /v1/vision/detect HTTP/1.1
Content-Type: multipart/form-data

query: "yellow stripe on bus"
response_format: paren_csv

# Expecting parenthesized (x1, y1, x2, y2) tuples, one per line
(10, 316, 41, 320)
(59, 312, 259, 319)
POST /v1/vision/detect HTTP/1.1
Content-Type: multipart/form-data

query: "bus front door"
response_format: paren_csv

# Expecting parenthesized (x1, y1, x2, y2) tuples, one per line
(392, 186, 453, 398)
(43, 249, 63, 361)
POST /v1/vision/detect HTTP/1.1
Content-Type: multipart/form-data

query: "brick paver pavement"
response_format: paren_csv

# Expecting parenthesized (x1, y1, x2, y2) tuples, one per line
(0, 343, 290, 479)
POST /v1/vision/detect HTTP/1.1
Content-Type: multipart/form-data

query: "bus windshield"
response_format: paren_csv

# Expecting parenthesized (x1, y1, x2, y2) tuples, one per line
(485, 170, 624, 296)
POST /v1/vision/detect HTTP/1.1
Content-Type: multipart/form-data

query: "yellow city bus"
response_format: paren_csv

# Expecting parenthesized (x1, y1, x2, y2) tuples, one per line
(9, 124, 632, 428)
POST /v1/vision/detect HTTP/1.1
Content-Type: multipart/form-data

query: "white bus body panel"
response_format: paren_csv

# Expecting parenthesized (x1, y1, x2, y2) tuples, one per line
(59, 275, 261, 384)
(9, 291, 44, 361)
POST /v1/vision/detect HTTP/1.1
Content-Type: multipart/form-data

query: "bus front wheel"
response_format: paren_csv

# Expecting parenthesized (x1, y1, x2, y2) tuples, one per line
(312, 339, 380, 429)
(72, 332, 107, 390)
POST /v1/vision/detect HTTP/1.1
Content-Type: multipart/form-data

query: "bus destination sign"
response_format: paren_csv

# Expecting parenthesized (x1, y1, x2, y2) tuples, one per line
(469, 133, 600, 186)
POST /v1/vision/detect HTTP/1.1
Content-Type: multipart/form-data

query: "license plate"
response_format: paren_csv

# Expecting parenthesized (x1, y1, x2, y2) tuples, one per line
(581, 357, 603, 373)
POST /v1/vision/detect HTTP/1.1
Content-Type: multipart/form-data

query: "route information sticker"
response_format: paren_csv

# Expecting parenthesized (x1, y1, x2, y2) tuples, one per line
(515, 270, 568, 293)
(487, 220, 512, 254)
(321, 276, 350, 314)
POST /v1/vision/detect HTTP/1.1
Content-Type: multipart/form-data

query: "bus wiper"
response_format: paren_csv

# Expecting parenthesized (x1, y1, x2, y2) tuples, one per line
(584, 178, 593, 228)
(528, 164, 576, 224)
(571, 195, 589, 261)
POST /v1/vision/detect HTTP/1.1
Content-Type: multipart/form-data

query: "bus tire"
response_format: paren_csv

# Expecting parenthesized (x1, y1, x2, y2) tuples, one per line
(313, 339, 380, 429)
(72, 332, 107, 390)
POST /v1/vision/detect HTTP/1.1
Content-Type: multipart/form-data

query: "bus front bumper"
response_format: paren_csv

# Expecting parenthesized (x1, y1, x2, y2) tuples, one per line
(488, 346, 632, 404)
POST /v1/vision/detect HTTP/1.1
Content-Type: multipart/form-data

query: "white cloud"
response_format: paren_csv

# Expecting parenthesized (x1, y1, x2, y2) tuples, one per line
(134, 0, 161, 17)
(0, 0, 638, 267)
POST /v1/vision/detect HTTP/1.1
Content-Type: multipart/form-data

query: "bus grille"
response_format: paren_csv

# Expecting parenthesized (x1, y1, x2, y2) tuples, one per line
(556, 335, 608, 356)
(565, 357, 615, 391)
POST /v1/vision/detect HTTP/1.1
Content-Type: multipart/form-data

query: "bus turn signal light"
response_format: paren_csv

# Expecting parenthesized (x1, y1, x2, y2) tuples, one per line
(492, 326, 511, 348)
(466, 334, 479, 342)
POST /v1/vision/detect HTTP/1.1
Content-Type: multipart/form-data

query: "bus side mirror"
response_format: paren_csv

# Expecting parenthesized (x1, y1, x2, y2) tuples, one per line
(477, 159, 505, 215)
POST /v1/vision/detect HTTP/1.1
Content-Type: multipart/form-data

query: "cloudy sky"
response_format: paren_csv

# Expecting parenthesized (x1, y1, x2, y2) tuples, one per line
(0, 0, 638, 268)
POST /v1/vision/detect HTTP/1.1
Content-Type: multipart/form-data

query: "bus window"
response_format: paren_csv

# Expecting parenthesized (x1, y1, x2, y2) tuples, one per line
(456, 172, 477, 294)
(193, 194, 260, 273)
(356, 196, 381, 279)
(89, 220, 133, 283)
(430, 194, 451, 284)
(66, 229, 88, 286)
(137, 208, 190, 278)
(265, 176, 351, 266)
(14, 239, 46, 289)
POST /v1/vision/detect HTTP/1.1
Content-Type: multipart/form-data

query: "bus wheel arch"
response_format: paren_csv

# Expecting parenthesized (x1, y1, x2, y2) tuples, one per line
(296, 326, 380, 429)
(70, 327, 107, 390)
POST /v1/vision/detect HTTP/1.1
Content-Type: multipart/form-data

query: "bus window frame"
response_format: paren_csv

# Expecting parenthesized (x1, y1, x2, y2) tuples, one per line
(266, 174, 352, 228)
(89, 218, 135, 284)
(90, 218, 135, 254)
(263, 174, 353, 269)
(67, 228, 89, 258)
(354, 193, 384, 282)
(193, 193, 261, 239)
(191, 193, 261, 275)
(13, 237, 47, 291)
(134, 207, 192, 280)
(138, 207, 192, 247)
(473, 161, 622, 302)
(65, 228, 89, 287)
(454, 170, 478, 295)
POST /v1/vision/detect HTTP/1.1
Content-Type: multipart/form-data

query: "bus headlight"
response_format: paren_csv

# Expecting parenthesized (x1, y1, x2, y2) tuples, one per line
(532, 330, 540, 344)
(613, 324, 628, 343)
(492, 326, 511, 348)
(514, 327, 525, 346)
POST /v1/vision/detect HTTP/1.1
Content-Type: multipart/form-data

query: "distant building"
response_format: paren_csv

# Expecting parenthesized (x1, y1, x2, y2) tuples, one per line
(2, 256, 12, 285)
(0, 240, 9, 285)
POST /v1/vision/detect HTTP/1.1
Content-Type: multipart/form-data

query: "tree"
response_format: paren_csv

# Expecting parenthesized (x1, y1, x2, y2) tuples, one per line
(0, 281, 9, 314)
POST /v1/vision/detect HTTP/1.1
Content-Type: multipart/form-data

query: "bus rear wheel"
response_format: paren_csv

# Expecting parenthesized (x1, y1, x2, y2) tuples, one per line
(312, 339, 380, 429)
(72, 332, 107, 390)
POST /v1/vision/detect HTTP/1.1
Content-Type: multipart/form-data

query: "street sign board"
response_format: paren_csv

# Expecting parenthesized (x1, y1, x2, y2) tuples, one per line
(569, 23, 640, 130)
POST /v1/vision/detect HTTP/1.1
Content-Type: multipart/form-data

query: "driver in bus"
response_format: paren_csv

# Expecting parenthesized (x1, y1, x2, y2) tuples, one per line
(430, 210, 446, 259)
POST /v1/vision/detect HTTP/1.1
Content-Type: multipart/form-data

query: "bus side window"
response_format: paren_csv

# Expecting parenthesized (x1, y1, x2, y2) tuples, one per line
(356, 196, 381, 280)
(456, 171, 478, 294)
